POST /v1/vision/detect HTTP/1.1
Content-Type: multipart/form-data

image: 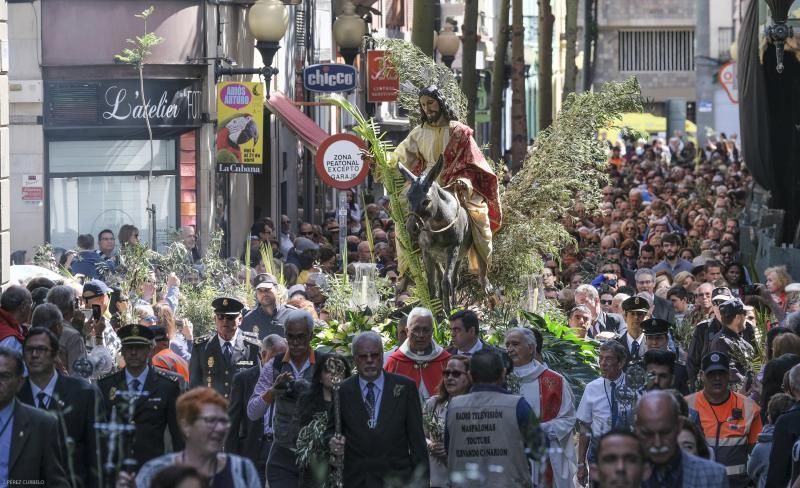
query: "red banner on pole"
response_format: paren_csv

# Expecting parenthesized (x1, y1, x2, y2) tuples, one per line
(366, 50, 399, 103)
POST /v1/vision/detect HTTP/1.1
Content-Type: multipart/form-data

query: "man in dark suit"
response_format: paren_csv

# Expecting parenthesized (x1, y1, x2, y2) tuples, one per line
(575, 284, 627, 339)
(0, 347, 68, 486)
(640, 318, 689, 394)
(19, 327, 103, 488)
(446, 309, 502, 356)
(634, 268, 675, 324)
(97, 325, 183, 469)
(329, 331, 428, 487)
(227, 334, 287, 485)
(189, 297, 261, 399)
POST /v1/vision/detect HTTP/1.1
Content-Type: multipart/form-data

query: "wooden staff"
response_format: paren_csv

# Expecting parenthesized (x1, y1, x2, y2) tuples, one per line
(326, 356, 346, 488)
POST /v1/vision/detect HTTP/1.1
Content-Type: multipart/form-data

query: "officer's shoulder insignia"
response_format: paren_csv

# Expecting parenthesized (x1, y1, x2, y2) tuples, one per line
(154, 368, 179, 381)
(243, 335, 261, 347)
(194, 334, 212, 345)
(241, 330, 258, 338)
(98, 370, 119, 382)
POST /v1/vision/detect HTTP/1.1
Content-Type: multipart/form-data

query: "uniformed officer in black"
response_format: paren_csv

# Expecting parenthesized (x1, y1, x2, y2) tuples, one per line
(97, 324, 183, 469)
(617, 296, 649, 362)
(189, 297, 261, 399)
(710, 298, 755, 389)
(641, 317, 690, 394)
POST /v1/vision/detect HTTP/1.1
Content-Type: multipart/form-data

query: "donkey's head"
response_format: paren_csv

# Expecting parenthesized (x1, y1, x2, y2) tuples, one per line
(400, 155, 445, 220)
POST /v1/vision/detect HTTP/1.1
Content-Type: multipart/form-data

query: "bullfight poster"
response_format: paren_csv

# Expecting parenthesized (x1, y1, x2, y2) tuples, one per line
(216, 81, 264, 173)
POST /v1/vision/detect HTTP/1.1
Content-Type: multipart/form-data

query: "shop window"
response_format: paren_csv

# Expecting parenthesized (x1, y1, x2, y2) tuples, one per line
(48, 139, 178, 252)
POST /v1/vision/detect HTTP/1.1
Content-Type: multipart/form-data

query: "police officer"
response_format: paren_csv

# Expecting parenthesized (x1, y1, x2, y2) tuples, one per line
(618, 296, 649, 362)
(97, 324, 183, 469)
(189, 297, 261, 398)
(641, 318, 690, 394)
(710, 298, 755, 390)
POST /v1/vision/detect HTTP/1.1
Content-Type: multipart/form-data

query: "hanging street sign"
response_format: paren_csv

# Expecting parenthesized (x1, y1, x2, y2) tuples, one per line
(315, 133, 369, 189)
(718, 62, 738, 104)
(366, 50, 399, 102)
(303, 63, 358, 93)
(216, 81, 265, 173)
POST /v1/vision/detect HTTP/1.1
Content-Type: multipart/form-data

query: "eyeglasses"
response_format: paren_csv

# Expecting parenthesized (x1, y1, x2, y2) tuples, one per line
(196, 416, 231, 428)
(24, 346, 52, 355)
(600, 299, 613, 305)
(443, 369, 465, 378)
(215, 314, 237, 321)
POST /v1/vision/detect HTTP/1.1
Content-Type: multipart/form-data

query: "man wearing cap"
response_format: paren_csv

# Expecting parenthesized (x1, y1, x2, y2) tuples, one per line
(641, 318, 690, 394)
(686, 286, 731, 388)
(685, 352, 762, 488)
(82, 280, 122, 358)
(189, 297, 261, 398)
(97, 324, 183, 469)
(241, 274, 290, 340)
(617, 296, 649, 363)
(710, 298, 756, 389)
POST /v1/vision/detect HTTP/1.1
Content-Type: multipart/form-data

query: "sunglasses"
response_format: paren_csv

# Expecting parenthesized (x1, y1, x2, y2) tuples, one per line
(215, 314, 237, 321)
(443, 370, 465, 378)
(600, 299, 613, 305)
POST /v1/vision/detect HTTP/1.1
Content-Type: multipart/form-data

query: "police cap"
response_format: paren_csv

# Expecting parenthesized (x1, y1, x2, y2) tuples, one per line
(212, 297, 245, 315)
(622, 296, 650, 313)
(117, 324, 155, 346)
(641, 318, 671, 336)
(702, 351, 730, 374)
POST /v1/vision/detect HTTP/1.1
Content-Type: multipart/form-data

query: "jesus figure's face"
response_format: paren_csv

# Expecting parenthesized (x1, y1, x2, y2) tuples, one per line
(420, 95, 444, 125)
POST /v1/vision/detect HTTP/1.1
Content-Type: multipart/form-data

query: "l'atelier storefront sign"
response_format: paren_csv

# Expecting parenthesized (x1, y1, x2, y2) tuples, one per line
(45, 79, 202, 128)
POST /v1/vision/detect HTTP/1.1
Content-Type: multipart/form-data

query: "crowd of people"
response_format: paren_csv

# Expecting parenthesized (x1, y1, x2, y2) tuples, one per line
(1, 129, 800, 488)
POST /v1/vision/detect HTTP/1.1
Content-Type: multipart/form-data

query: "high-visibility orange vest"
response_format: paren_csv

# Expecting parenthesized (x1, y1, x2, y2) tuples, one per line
(685, 391, 762, 487)
(152, 348, 190, 383)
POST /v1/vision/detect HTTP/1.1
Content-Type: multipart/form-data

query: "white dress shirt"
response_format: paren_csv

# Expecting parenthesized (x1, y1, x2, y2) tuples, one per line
(359, 372, 385, 427)
(576, 374, 626, 439)
(30, 371, 58, 408)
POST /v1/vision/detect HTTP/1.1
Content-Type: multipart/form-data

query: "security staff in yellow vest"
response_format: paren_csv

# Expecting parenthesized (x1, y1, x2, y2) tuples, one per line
(445, 349, 539, 487)
(685, 351, 762, 488)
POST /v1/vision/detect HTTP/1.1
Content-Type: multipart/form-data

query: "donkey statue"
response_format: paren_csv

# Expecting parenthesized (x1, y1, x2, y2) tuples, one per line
(400, 156, 472, 313)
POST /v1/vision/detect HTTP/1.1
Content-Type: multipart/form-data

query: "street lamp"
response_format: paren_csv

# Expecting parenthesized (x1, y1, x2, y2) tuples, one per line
(436, 23, 460, 69)
(215, 0, 289, 85)
(764, 0, 795, 73)
(333, 0, 366, 66)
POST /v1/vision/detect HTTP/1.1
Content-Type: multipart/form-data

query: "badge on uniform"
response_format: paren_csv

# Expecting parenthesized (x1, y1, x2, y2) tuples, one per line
(253, 326, 259, 336)
(237, 360, 254, 367)
(208, 357, 215, 369)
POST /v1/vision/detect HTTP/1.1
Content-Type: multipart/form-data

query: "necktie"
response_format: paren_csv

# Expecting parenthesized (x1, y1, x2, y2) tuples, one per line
(631, 340, 640, 359)
(131, 379, 141, 393)
(223, 342, 233, 364)
(365, 382, 376, 428)
(610, 381, 619, 427)
(36, 391, 47, 409)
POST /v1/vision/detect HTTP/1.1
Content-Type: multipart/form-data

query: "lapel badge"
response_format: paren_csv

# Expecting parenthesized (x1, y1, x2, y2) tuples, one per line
(253, 326, 259, 335)
(208, 356, 215, 369)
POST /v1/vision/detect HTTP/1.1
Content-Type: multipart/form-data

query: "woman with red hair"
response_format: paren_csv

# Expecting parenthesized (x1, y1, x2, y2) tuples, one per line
(118, 388, 261, 488)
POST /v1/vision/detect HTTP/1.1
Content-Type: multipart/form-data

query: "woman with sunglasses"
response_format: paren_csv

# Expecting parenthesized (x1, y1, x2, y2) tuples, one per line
(119, 387, 261, 488)
(423, 355, 471, 488)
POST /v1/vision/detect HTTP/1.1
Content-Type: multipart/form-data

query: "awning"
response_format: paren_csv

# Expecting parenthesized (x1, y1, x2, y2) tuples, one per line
(266, 91, 328, 153)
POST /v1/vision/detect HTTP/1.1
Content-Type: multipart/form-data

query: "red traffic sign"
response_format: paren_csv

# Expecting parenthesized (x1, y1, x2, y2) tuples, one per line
(315, 134, 369, 189)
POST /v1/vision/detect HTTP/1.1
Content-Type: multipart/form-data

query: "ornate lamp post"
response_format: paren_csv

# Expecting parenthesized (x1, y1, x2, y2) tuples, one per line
(215, 0, 289, 86)
(436, 23, 461, 69)
(764, 0, 795, 73)
(333, 0, 366, 66)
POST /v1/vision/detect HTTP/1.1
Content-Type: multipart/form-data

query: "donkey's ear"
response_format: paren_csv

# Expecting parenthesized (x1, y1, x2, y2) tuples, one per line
(398, 163, 417, 183)
(423, 155, 445, 187)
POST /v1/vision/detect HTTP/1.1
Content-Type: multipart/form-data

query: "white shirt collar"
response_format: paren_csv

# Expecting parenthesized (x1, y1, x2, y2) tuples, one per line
(217, 329, 240, 349)
(125, 366, 150, 389)
(626, 332, 644, 348)
(458, 340, 483, 355)
(604, 372, 625, 387)
(30, 371, 58, 404)
(359, 371, 385, 392)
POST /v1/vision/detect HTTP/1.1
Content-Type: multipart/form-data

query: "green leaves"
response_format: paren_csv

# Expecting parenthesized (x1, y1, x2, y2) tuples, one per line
(113, 6, 163, 68)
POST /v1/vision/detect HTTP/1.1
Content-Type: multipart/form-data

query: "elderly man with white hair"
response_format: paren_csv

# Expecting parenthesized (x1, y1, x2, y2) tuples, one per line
(505, 327, 576, 487)
(574, 284, 626, 340)
(385, 307, 451, 402)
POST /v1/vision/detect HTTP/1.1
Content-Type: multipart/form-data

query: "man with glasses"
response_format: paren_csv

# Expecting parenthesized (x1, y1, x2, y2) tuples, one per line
(96, 229, 116, 261)
(386, 307, 451, 402)
(18, 328, 102, 488)
(241, 273, 289, 340)
(248, 310, 316, 486)
(98, 324, 183, 469)
(189, 297, 261, 399)
(575, 284, 626, 340)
